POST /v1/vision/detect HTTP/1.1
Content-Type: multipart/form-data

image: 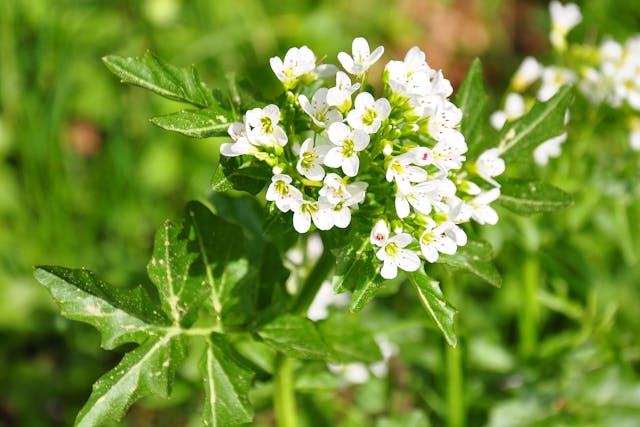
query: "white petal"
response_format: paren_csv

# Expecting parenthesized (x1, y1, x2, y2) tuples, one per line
(337, 52, 355, 74)
(328, 122, 349, 145)
(389, 233, 412, 248)
(397, 250, 421, 272)
(293, 211, 311, 233)
(323, 147, 344, 168)
(352, 130, 370, 151)
(421, 244, 439, 263)
(342, 155, 359, 177)
(380, 259, 398, 279)
(395, 195, 411, 219)
(352, 37, 371, 59)
(370, 220, 389, 246)
(263, 104, 280, 123)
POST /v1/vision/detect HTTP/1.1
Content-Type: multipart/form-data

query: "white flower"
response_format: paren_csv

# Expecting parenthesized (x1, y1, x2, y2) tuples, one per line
(328, 363, 370, 384)
(385, 58, 431, 97)
(468, 188, 500, 225)
(376, 233, 421, 279)
(318, 175, 367, 226)
(270, 46, 316, 85)
(431, 131, 468, 172)
(297, 138, 330, 181)
(326, 71, 360, 113)
(319, 173, 351, 205)
(428, 100, 463, 141)
(549, 1, 582, 50)
(490, 93, 525, 130)
(324, 122, 370, 176)
(338, 37, 384, 76)
(370, 220, 389, 247)
(386, 152, 428, 192)
(307, 281, 350, 321)
(220, 122, 256, 157)
(537, 66, 577, 102)
(512, 56, 542, 91)
(419, 219, 458, 263)
(394, 180, 440, 218)
(266, 174, 303, 213)
(533, 133, 567, 165)
(347, 92, 391, 134)
(246, 104, 288, 146)
(476, 148, 505, 187)
(292, 199, 334, 233)
(298, 88, 343, 129)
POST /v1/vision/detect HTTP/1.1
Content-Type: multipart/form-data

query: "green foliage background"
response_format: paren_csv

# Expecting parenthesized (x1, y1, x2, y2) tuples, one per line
(1, 0, 639, 426)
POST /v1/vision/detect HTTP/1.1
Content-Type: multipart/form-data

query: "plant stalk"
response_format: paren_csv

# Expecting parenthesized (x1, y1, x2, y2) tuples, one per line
(519, 255, 539, 357)
(292, 247, 335, 314)
(274, 353, 297, 427)
(445, 282, 464, 427)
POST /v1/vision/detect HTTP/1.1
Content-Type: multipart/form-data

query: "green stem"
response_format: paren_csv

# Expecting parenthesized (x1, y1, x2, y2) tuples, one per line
(292, 247, 335, 314)
(445, 282, 464, 427)
(519, 255, 539, 357)
(274, 353, 297, 427)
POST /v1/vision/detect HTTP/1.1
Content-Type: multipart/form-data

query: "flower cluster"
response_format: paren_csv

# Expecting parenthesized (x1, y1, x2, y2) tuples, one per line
(220, 37, 503, 279)
(493, 1, 640, 164)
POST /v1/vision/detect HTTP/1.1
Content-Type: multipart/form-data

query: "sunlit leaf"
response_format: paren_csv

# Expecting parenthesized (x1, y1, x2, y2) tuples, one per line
(438, 241, 502, 287)
(497, 178, 573, 215)
(257, 315, 329, 360)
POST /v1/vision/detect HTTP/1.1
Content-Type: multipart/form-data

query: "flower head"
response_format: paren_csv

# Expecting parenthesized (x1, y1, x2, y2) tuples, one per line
(338, 37, 384, 76)
(270, 46, 316, 86)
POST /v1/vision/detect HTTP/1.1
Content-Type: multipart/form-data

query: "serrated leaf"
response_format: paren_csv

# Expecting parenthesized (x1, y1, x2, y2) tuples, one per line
(499, 86, 573, 160)
(438, 241, 502, 287)
(147, 220, 199, 325)
(75, 334, 187, 427)
(200, 333, 254, 427)
(456, 58, 487, 146)
(211, 156, 271, 194)
(257, 315, 328, 360)
(184, 201, 255, 317)
(497, 178, 573, 215)
(150, 107, 232, 139)
(330, 235, 384, 312)
(318, 313, 383, 364)
(102, 52, 214, 107)
(34, 266, 168, 349)
(407, 270, 457, 347)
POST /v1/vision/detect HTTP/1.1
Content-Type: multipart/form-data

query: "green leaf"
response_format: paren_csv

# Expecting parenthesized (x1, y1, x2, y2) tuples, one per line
(330, 235, 384, 312)
(211, 156, 271, 194)
(184, 201, 255, 317)
(438, 241, 502, 287)
(200, 333, 254, 427)
(150, 107, 233, 139)
(407, 270, 457, 347)
(147, 220, 199, 325)
(318, 313, 383, 364)
(499, 86, 573, 160)
(102, 52, 214, 107)
(497, 178, 573, 215)
(34, 266, 168, 349)
(377, 410, 432, 427)
(257, 315, 329, 360)
(456, 58, 487, 146)
(75, 334, 187, 427)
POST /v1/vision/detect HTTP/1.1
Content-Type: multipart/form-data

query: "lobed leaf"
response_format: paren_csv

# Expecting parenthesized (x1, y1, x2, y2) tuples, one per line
(150, 107, 233, 139)
(147, 220, 199, 325)
(34, 266, 167, 349)
(438, 241, 502, 287)
(75, 334, 187, 427)
(257, 315, 329, 360)
(200, 333, 254, 427)
(499, 86, 573, 161)
(497, 178, 573, 215)
(407, 270, 458, 347)
(456, 58, 488, 146)
(102, 52, 214, 107)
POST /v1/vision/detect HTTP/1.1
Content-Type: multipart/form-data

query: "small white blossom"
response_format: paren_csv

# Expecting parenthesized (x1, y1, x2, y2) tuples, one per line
(297, 138, 330, 181)
(324, 122, 370, 176)
(537, 66, 577, 102)
(394, 180, 440, 218)
(376, 232, 421, 279)
(266, 174, 303, 213)
(292, 199, 334, 233)
(270, 46, 316, 85)
(385, 58, 431, 97)
(476, 148, 505, 187)
(419, 219, 458, 263)
(326, 71, 360, 113)
(370, 220, 389, 247)
(298, 88, 343, 129)
(220, 122, 256, 157)
(347, 92, 391, 134)
(549, 1, 582, 51)
(307, 281, 350, 321)
(468, 188, 500, 225)
(431, 132, 468, 173)
(246, 105, 288, 146)
(512, 56, 542, 91)
(533, 133, 567, 165)
(428, 100, 463, 141)
(338, 37, 384, 76)
(386, 152, 428, 192)
(490, 93, 526, 130)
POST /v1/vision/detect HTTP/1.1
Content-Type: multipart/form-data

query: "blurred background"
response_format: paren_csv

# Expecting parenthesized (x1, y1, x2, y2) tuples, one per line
(1, 0, 639, 426)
